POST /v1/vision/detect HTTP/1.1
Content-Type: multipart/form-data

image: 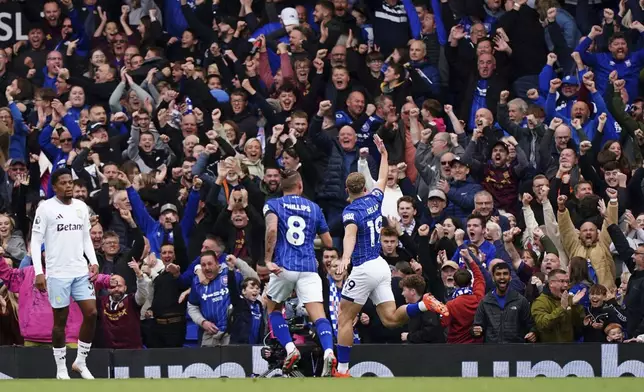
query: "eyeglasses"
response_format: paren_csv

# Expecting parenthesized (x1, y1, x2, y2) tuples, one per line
(59, 138, 73, 143)
(440, 161, 451, 166)
(114, 39, 127, 44)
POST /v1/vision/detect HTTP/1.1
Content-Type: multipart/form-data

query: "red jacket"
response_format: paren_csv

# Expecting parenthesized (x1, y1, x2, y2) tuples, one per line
(441, 258, 486, 343)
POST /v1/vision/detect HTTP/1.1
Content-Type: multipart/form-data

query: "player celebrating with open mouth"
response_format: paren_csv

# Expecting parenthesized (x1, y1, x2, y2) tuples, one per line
(31, 168, 100, 379)
(332, 130, 448, 378)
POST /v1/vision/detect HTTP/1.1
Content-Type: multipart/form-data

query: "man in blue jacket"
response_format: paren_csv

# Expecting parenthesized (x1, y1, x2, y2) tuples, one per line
(122, 174, 201, 255)
(437, 157, 483, 221)
(576, 25, 644, 103)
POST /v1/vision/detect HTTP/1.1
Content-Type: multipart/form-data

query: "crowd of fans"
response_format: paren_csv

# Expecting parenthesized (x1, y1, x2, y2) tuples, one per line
(1, 0, 644, 352)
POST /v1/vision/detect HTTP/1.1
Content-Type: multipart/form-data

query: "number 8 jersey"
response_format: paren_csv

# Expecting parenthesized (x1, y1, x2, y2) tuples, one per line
(342, 189, 384, 267)
(264, 195, 329, 273)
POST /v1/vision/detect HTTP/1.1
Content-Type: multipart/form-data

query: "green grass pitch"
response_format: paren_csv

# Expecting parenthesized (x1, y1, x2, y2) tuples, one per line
(1, 378, 642, 392)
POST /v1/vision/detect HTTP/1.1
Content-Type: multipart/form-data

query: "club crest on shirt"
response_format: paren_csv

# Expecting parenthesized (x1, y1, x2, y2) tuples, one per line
(76, 209, 83, 218)
(35, 217, 41, 224)
(222, 276, 228, 286)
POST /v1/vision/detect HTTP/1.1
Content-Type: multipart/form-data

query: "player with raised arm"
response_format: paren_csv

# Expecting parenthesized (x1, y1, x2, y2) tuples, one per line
(31, 168, 100, 379)
(332, 133, 449, 378)
(263, 168, 336, 376)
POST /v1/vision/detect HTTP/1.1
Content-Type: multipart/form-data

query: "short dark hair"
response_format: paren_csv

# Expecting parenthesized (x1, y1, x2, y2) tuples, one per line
(466, 213, 486, 227)
(51, 168, 72, 185)
(400, 274, 426, 295)
(200, 250, 218, 260)
(397, 195, 416, 209)
(317, 0, 335, 12)
(454, 269, 472, 288)
(241, 277, 261, 291)
(322, 247, 341, 258)
(491, 262, 510, 274)
(73, 179, 88, 189)
(602, 160, 620, 172)
(589, 284, 607, 296)
(395, 261, 414, 275)
(609, 32, 627, 45)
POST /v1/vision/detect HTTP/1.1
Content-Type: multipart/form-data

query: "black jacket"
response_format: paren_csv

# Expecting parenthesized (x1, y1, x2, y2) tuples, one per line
(473, 289, 534, 343)
(407, 308, 445, 343)
(309, 115, 377, 207)
(608, 224, 644, 337)
(228, 268, 265, 344)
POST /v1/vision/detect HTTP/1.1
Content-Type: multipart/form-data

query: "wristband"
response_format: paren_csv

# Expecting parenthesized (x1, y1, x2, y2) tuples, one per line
(609, 198, 618, 203)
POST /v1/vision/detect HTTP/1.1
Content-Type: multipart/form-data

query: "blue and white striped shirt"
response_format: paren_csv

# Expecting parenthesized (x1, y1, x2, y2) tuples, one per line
(264, 195, 329, 273)
(342, 189, 384, 266)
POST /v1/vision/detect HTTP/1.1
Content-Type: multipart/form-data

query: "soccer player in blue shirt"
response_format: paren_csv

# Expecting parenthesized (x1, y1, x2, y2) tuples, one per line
(333, 134, 449, 377)
(263, 169, 336, 375)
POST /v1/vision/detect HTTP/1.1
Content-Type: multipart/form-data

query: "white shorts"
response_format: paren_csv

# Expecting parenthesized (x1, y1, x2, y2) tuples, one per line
(47, 275, 95, 309)
(266, 269, 323, 304)
(341, 256, 394, 306)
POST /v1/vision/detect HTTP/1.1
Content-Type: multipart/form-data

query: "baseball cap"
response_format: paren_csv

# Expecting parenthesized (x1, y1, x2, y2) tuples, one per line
(160, 203, 178, 214)
(10, 157, 27, 166)
(561, 75, 579, 86)
(441, 261, 459, 270)
(491, 140, 510, 153)
(280, 7, 300, 27)
(210, 88, 230, 103)
(449, 156, 469, 168)
(427, 189, 446, 201)
(87, 122, 106, 134)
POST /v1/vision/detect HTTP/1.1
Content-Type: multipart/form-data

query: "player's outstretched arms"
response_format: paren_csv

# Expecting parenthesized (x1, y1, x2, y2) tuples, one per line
(373, 134, 389, 192)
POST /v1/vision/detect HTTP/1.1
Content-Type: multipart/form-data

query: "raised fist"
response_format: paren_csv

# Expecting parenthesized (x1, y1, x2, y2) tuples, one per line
(557, 195, 568, 210)
(547, 52, 557, 66)
(527, 89, 539, 100)
(500, 90, 510, 103)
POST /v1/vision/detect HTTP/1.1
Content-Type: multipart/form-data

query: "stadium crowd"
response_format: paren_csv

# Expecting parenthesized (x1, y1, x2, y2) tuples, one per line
(1, 0, 644, 352)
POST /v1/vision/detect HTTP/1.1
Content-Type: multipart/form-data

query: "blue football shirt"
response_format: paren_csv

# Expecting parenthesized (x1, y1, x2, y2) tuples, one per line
(264, 195, 329, 272)
(342, 189, 384, 266)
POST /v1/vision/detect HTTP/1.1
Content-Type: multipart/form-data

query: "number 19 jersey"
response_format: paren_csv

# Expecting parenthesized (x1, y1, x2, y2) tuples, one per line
(264, 195, 329, 273)
(342, 189, 384, 267)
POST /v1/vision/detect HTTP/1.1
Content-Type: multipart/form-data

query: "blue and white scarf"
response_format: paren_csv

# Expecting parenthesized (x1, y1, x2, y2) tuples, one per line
(451, 286, 473, 300)
(328, 276, 341, 336)
(328, 276, 360, 343)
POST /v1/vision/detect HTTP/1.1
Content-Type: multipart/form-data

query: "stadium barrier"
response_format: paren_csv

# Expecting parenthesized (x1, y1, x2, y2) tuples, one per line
(1, 343, 643, 379)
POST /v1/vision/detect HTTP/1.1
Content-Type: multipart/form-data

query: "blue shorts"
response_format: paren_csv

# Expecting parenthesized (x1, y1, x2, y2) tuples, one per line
(46, 275, 96, 309)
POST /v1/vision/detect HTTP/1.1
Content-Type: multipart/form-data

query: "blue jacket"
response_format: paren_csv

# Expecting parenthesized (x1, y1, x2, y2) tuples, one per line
(126, 185, 200, 255)
(576, 34, 644, 103)
(544, 8, 580, 51)
(8, 102, 28, 160)
(408, 59, 441, 98)
(444, 177, 483, 221)
(179, 252, 229, 289)
(38, 114, 83, 197)
(545, 90, 619, 144)
(370, 0, 421, 56)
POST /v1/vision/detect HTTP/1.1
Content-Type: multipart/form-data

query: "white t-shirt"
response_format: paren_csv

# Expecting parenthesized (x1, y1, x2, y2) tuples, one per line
(32, 198, 94, 279)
